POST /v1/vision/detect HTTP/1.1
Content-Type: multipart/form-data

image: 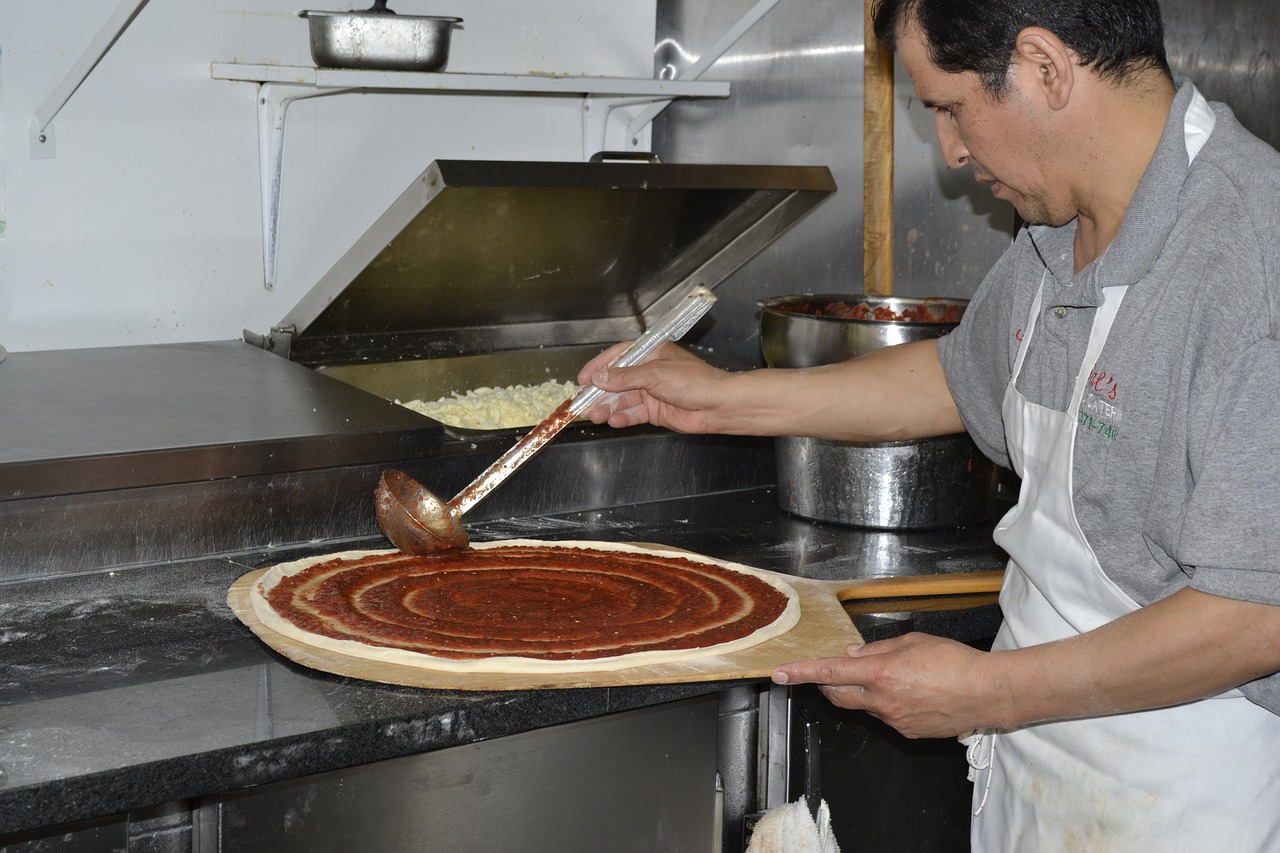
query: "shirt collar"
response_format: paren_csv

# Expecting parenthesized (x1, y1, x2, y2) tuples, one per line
(1024, 81, 1202, 307)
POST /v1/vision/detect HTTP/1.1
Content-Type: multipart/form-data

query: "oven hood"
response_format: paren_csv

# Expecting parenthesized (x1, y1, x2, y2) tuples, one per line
(248, 159, 836, 366)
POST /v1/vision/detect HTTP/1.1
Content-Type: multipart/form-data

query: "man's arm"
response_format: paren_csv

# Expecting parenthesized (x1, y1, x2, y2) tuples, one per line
(578, 337, 966, 442)
(773, 588, 1280, 739)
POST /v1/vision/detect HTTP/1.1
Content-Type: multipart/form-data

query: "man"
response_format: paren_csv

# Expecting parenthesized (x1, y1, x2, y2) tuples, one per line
(579, 0, 1280, 848)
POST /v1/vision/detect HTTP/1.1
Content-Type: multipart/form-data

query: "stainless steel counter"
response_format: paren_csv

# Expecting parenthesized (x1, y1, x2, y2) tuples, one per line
(0, 340, 439, 500)
(0, 341, 776, 581)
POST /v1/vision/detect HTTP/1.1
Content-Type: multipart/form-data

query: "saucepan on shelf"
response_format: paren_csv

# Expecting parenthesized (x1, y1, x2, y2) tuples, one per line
(300, 1, 462, 72)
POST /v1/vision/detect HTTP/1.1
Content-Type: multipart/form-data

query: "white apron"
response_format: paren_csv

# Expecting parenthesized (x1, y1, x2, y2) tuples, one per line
(969, 89, 1280, 852)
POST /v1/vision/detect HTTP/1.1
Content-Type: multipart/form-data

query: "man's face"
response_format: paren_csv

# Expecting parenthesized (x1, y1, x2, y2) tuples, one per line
(896, 25, 1069, 227)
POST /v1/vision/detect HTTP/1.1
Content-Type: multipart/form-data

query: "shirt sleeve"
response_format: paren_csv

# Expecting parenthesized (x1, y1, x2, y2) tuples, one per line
(1176, 338, 1280, 713)
(1178, 337, 1280, 604)
(936, 245, 1020, 470)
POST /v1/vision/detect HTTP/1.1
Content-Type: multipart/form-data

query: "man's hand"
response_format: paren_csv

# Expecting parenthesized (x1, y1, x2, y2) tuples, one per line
(773, 589, 1280, 741)
(771, 633, 1004, 739)
(576, 342, 733, 433)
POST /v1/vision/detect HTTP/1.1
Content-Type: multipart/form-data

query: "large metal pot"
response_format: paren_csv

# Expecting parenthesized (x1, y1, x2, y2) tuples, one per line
(759, 294, 998, 530)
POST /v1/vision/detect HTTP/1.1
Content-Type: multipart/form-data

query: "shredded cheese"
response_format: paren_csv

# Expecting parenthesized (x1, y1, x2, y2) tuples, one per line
(397, 380, 579, 430)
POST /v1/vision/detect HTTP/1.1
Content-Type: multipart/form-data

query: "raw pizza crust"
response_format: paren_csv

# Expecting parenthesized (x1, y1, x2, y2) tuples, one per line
(248, 539, 801, 673)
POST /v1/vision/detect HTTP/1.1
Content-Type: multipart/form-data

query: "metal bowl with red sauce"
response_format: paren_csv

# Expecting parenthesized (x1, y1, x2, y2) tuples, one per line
(758, 294, 968, 369)
(781, 298, 965, 324)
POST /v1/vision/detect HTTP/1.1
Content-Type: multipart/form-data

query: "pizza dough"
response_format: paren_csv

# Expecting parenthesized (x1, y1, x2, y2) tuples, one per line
(248, 539, 801, 673)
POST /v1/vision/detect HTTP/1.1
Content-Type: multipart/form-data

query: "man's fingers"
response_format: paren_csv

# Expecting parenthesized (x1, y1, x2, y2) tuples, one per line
(770, 656, 869, 686)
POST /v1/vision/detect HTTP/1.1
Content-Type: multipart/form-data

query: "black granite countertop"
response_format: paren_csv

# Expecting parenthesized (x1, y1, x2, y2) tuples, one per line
(0, 487, 1005, 837)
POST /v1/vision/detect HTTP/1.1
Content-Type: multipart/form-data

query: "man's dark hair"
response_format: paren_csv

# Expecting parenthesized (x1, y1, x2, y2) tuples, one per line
(872, 0, 1173, 96)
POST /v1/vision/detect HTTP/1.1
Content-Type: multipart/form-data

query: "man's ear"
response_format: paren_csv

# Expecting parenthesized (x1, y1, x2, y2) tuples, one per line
(1013, 27, 1074, 111)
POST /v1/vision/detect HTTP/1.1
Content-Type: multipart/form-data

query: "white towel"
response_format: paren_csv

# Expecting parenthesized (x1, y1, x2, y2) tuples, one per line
(745, 798, 841, 853)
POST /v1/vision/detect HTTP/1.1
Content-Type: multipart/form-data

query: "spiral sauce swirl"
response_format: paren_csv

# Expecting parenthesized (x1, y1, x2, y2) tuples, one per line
(263, 544, 793, 661)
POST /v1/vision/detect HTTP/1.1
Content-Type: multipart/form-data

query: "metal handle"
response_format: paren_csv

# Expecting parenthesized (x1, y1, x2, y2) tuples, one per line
(798, 707, 823, 820)
(588, 151, 662, 164)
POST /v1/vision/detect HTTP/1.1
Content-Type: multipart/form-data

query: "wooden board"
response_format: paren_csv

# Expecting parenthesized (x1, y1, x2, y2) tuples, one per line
(226, 568, 863, 691)
(227, 543, 1003, 692)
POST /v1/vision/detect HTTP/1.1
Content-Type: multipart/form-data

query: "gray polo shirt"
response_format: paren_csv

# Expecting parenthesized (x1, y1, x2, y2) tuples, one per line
(937, 82, 1280, 712)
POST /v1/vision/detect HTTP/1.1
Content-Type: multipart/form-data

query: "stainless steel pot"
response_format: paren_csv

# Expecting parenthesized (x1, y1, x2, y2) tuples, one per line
(759, 294, 998, 530)
(300, 3, 461, 72)
(759, 294, 969, 367)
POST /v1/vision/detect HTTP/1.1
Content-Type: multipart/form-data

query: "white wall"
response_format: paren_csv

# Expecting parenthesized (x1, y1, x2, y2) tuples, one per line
(0, 1, 657, 352)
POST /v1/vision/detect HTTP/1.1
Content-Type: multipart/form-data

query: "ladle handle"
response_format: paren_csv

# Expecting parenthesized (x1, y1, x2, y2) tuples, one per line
(450, 285, 718, 516)
(568, 285, 718, 416)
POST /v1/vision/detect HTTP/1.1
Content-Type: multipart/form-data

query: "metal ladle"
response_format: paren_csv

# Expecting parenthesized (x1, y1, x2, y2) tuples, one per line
(375, 286, 719, 555)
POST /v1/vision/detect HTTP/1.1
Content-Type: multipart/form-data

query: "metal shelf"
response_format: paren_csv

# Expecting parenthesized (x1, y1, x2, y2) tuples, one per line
(211, 63, 730, 97)
(210, 64, 731, 291)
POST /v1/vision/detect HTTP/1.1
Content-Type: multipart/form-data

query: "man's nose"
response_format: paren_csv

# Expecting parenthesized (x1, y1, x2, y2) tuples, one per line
(935, 117, 969, 168)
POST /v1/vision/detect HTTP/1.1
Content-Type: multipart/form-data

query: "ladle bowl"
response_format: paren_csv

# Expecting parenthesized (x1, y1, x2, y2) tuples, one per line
(375, 470, 469, 553)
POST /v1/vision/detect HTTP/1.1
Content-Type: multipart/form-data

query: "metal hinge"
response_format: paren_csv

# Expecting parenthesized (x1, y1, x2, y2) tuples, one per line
(242, 325, 296, 359)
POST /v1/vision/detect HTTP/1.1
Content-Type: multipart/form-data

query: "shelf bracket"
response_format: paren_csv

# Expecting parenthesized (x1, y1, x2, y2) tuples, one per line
(622, 0, 781, 150)
(29, 0, 153, 159)
(256, 82, 355, 291)
(582, 96, 671, 159)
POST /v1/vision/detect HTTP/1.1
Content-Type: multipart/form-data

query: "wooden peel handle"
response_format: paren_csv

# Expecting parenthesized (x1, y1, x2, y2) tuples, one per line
(834, 570, 1005, 601)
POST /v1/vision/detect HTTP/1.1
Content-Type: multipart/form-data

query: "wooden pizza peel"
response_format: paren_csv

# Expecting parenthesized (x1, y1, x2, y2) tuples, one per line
(226, 549, 1003, 691)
